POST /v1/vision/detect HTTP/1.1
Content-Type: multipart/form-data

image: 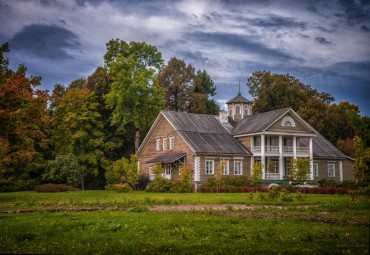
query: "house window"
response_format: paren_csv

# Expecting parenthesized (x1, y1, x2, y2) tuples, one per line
(269, 160, 279, 173)
(285, 138, 293, 147)
(236, 105, 241, 114)
(165, 164, 171, 178)
(328, 163, 335, 177)
(163, 137, 167, 150)
(255, 137, 261, 147)
(220, 159, 229, 175)
(271, 137, 279, 147)
(170, 136, 174, 149)
(244, 105, 248, 115)
(313, 163, 318, 177)
(205, 159, 214, 174)
(156, 138, 160, 151)
(228, 108, 232, 115)
(234, 160, 242, 175)
(149, 167, 154, 180)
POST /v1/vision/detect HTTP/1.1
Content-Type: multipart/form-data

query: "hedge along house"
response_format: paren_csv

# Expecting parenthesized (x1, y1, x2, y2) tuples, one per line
(137, 92, 355, 188)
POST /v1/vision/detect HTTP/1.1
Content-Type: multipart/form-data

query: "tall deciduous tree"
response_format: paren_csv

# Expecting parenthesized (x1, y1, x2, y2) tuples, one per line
(157, 57, 195, 112)
(246, 70, 355, 145)
(352, 136, 370, 185)
(104, 40, 165, 153)
(52, 85, 111, 189)
(0, 43, 50, 191)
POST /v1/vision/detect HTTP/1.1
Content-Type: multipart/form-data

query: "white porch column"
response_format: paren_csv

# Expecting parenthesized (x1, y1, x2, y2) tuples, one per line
(309, 137, 313, 180)
(250, 136, 254, 153)
(232, 105, 235, 120)
(293, 136, 297, 160)
(261, 134, 265, 179)
(250, 156, 254, 173)
(194, 156, 200, 182)
(279, 135, 283, 180)
(339, 161, 343, 182)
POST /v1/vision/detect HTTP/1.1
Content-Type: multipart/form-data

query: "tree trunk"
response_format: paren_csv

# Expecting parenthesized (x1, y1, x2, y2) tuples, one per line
(135, 128, 140, 154)
(81, 171, 85, 190)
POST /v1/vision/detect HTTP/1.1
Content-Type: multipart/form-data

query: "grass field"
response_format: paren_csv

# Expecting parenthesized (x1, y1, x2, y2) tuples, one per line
(0, 191, 369, 254)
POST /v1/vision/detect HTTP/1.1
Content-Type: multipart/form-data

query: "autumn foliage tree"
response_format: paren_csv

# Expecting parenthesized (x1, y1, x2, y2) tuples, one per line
(0, 43, 50, 191)
(52, 85, 112, 189)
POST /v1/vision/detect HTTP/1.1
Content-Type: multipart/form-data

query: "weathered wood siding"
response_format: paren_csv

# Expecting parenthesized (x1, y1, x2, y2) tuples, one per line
(139, 116, 195, 179)
(238, 137, 251, 150)
(198, 155, 251, 182)
(313, 158, 354, 181)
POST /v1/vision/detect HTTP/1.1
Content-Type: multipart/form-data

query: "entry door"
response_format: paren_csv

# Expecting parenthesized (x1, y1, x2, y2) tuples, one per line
(164, 164, 171, 179)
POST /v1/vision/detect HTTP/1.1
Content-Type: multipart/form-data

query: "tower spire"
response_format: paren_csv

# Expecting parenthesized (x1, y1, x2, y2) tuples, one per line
(238, 80, 241, 96)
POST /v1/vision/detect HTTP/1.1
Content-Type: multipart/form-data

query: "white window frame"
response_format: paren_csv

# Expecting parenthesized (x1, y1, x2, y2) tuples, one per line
(163, 137, 167, 150)
(235, 105, 241, 114)
(271, 137, 279, 147)
(328, 162, 335, 177)
(169, 136, 174, 149)
(156, 137, 160, 151)
(205, 159, 214, 175)
(313, 162, 318, 177)
(149, 167, 154, 180)
(234, 160, 243, 175)
(255, 137, 261, 146)
(220, 159, 229, 175)
(165, 163, 171, 179)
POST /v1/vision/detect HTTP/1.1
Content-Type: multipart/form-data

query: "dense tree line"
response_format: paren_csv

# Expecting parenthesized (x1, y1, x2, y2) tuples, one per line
(0, 40, 219, 191)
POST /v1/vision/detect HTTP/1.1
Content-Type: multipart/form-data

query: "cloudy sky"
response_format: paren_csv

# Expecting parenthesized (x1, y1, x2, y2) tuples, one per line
(1, 0, 369, 114)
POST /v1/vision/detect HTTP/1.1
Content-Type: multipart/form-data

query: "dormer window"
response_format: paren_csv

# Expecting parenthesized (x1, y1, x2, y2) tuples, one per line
(236, 105, 241, 114)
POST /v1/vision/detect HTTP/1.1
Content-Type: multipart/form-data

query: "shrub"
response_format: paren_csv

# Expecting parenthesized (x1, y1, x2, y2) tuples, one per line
(42, 154, 81, 188)
(296, 191, 306, 201)
(280, 188, 293, 202)
(34, 184, 69, 193)
(134, 174, 151, 191)
(267, 186, 280, 200)
(145, 177, 194, 193)
(105, 183, 133, 193)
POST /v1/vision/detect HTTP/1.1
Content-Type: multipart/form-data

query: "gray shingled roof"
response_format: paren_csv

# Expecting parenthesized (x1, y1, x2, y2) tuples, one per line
(146, 153, 186, 163)
(162, 111, 251, 155)
(226, 94, 251, 104)
(232, 108, 290, 135)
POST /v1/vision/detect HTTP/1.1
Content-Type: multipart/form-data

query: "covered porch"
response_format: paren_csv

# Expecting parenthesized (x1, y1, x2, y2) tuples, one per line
(146, 153, 186, 180)
(250, 133, 315, 181)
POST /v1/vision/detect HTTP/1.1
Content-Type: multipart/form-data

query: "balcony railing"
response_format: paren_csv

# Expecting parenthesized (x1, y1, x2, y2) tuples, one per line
(266, 146, 279, 152)
(283, 146, 293, 153)
(253, 146, 310, 154)
(297, 147, 310, 154)
(265, 173, 280, 180)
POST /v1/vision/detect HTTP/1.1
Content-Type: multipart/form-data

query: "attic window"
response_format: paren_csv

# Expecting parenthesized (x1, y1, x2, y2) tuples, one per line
(236, 105, 241, 114)
(281, 116, 296, 127)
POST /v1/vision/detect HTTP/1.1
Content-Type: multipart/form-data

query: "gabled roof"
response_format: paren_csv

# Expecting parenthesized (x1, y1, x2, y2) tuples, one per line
(232, 108, 291, 135)
(162, 111, 251, 155)
(226, 94, 251, 104)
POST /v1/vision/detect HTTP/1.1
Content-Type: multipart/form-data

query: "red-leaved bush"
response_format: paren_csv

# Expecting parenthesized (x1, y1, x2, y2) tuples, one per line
(200, 185, 356, 194)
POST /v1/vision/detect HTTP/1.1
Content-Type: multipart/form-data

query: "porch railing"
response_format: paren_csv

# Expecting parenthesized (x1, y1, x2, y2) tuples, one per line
(265, 173, 280, 180)
(297, 147, 310, 154)
(254, 146, 310, 154)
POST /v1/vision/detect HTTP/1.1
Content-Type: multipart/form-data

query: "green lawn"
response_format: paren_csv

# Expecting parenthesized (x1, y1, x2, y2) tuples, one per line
(1, 210, 369, 254)
(0, 191, 369, 254)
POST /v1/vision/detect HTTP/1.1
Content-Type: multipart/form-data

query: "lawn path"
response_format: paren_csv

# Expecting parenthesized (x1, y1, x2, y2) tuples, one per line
(1, 204, 369, 226)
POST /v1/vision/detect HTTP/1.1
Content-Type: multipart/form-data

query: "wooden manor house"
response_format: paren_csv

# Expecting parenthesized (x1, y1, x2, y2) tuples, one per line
(137, 90, 355, 188)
